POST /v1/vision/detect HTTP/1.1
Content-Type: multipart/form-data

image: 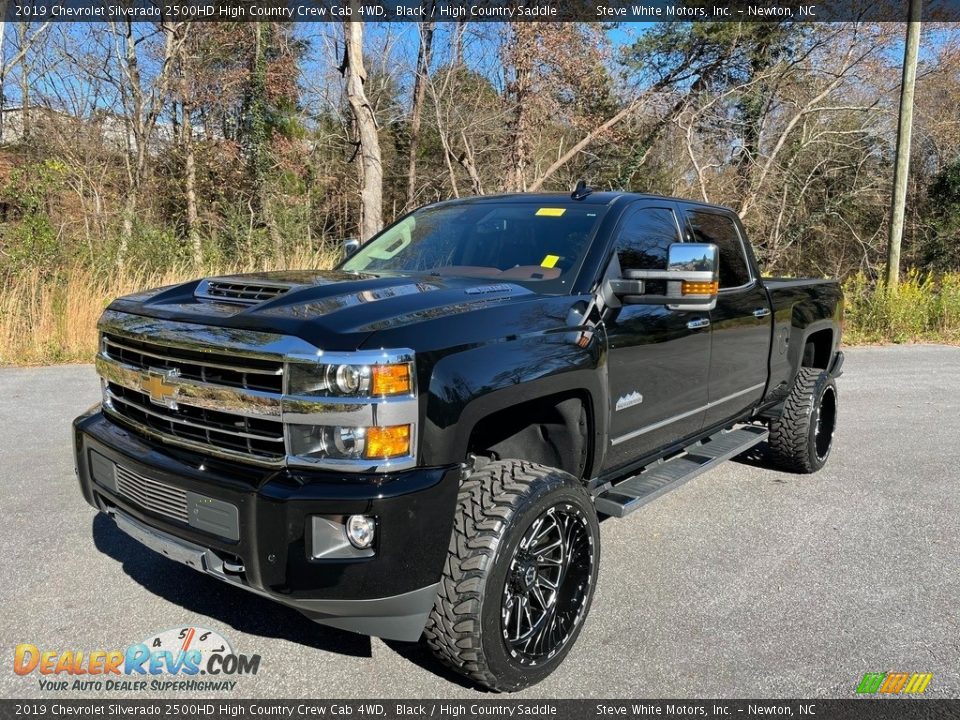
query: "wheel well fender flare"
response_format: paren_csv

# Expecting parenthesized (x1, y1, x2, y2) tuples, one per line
(421, 341, 607, 474)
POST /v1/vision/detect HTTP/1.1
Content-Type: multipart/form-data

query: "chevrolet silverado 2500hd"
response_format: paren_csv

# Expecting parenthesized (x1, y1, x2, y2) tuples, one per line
(74, 189, 843, 691)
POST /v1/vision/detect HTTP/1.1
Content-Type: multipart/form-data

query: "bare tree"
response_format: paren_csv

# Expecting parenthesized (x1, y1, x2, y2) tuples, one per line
(341, 16, 382, 242)
(405, 10, 435, 210)
(111, 19, 185, 266)
(527, 99, 641, 192)
(0, 14, 50, 142)
(173, 23, 200, 264)
(503, 23, 536, 191)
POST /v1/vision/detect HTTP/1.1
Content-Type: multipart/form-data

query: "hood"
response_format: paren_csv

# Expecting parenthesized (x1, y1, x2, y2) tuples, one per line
(108, 270, 554, 352)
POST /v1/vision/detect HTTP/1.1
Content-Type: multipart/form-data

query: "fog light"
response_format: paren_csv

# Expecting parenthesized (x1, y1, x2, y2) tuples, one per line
(346, 515, 376, 549)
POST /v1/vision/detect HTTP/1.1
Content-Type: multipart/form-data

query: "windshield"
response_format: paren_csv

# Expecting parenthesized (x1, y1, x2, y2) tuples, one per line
(340, 202, 604, 293)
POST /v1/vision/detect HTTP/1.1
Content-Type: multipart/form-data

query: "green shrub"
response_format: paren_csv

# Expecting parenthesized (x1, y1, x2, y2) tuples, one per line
(0, 160, 67, 277)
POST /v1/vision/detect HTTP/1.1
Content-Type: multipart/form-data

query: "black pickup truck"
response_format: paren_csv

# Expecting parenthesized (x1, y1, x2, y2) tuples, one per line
(74, 189, 843, 691)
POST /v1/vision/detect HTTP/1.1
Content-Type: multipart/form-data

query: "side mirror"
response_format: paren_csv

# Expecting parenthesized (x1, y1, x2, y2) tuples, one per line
(342, 238, 361, 259)
(607, 243, 719, 311)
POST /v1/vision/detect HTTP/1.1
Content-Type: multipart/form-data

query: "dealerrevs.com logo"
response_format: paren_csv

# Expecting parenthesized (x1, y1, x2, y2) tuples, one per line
(13, 626, 260, 693)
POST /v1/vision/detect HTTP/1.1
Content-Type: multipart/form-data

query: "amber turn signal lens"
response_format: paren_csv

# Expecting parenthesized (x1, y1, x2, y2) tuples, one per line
(681, 280, 719, 296)
(370, 363, 412, 395)
(364, 425, 411, 459)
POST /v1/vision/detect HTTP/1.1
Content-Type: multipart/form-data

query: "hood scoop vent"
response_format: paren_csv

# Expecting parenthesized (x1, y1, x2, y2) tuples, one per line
(195, 278, 294, 305)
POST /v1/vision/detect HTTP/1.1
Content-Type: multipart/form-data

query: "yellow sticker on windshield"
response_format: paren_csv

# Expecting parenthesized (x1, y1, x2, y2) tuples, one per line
(541, 255, 560, 269)
(536, 208, 566, 217)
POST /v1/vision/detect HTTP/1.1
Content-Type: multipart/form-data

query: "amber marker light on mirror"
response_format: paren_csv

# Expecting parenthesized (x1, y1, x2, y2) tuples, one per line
(681, 280, 719, 295)
(364, 424, 411, 459)
(371, 363, 412, 395)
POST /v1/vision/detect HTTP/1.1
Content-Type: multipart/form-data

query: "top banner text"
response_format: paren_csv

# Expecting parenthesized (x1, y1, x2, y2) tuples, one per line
(5, 0, 960, 23)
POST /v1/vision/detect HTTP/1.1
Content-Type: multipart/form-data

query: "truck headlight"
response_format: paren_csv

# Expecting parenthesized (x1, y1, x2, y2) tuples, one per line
(329, 364, 367, 394)
(287, 362, 412, 397)
(289, 424, 411, 460)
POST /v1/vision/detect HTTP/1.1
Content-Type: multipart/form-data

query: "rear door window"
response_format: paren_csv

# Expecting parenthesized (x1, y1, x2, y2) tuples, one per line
(685, 210, 752, 289)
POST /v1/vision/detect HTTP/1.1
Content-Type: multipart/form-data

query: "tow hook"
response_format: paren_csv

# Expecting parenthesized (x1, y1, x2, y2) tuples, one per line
(222, 560, 245, 574)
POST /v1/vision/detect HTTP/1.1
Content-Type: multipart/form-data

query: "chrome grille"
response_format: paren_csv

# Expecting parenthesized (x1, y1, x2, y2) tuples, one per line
(102, 334, 282, 393)
(105, 383, 285, 460)
(95, 309, 420, 472)
(197, 280, 291, 305)
(115, 465, 189, 524)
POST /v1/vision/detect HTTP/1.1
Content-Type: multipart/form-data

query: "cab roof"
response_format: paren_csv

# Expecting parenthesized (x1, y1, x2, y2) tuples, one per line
(432, 191, 730, 212)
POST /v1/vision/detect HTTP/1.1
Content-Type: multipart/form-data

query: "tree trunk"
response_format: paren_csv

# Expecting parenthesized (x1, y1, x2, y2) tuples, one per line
(115, 20, 180, 268)
(183, 103, 200, 265)
(505, 24, 536, 192)
(119, 191, 136, 263)
(17, 22, 29, 141)
(453, 19, 466, 66)
(117, 20, 146, 267)
(174, 24, 201, 265)
(343, 15, 382, 242)
(458, 130, 484, 195)
(248, 22, 282, 254)
(405, 14, 435, 210)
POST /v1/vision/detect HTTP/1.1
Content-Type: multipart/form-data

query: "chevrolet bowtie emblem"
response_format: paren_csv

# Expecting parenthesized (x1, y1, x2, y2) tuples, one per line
(140, 368, 180, 409)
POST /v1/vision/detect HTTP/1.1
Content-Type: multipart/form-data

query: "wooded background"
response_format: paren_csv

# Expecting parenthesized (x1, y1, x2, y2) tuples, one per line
(1, 19, 960, 361)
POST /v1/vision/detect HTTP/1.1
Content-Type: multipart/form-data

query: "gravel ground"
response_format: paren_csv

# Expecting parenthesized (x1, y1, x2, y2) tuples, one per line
(1, 345, 958, 699)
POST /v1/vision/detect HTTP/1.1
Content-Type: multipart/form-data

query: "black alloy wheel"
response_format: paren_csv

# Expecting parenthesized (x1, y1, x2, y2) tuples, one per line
(501, 503, 595, 665)
(814, 385, 837, 462)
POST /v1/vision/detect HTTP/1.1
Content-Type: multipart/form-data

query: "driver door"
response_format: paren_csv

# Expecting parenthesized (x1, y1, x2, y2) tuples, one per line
(601, 203, 712, 472)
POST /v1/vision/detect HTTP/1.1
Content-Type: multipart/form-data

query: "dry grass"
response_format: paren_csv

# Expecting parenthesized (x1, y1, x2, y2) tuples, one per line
(2, 259, 959, 365)
(842, 271, 960, 345)
(0, 246, 339, 365)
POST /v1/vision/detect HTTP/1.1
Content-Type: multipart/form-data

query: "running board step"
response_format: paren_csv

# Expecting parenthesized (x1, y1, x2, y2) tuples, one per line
(594, 425, 768, 518)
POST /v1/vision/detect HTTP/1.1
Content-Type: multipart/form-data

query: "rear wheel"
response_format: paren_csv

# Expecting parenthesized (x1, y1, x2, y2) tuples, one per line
(768, 367, 837, 473)
(424, 460, 599, 692)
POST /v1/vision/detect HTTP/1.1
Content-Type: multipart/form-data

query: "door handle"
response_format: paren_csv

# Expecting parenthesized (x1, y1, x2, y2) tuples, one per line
(752, 308, 771, 319)
(687, 318, 710, 330)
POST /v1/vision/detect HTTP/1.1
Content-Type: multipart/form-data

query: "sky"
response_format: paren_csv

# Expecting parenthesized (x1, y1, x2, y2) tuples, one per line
(0, 20, 952, 112)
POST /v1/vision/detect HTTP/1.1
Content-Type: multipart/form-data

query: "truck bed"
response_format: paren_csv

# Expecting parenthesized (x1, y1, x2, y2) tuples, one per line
(761, 276, 843, 405)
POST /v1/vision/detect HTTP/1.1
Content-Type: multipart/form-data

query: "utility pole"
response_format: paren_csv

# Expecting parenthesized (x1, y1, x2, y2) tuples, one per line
(886, 0, 922, 291)
(0, 0, 8, 144)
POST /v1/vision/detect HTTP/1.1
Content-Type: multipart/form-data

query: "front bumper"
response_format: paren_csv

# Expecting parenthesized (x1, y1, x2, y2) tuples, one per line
(74, 407, 460, 641)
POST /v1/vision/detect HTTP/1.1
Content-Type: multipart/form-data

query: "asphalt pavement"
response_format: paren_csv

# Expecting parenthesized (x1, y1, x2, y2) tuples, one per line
(1, 346, 958, 699)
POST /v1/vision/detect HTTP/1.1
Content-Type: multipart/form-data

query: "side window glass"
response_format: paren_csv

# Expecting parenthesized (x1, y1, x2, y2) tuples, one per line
(615, 207, 680, 271)
(686, 211, 751, 288)
(614, 207, 681, 295)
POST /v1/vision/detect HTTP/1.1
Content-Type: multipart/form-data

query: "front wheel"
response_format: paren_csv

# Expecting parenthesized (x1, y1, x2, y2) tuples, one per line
(424, 460, 600, 692)
(768, 367, 838, 473)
